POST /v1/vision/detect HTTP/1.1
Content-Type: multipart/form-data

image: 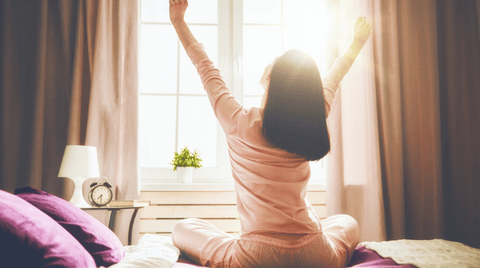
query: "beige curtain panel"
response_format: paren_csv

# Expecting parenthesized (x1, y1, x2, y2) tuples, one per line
(325, 0, 480, 249)
(0, 0, 139, 244)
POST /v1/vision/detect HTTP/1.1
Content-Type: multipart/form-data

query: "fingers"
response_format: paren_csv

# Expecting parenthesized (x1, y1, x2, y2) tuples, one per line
(169, 0, 188, 23)
(355, 16, 371, 31)
(353, 16, 372, 43)
(355, 16, 363, 26)
(169, 0, 188, 5)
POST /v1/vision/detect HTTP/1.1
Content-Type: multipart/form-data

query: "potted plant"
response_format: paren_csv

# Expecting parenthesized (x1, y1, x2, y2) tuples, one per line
(171, 146, 202, 183)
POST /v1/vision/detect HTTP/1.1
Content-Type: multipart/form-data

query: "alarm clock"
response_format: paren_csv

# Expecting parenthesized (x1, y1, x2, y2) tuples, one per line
(88, 177, 113, 207)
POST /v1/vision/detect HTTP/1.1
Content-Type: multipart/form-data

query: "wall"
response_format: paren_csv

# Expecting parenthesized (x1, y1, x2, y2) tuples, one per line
(138, 189, 326, 237)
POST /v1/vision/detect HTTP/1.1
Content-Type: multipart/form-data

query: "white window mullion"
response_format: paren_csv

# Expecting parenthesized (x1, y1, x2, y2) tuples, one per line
(232, 0, 244, 104)
(174, 39, 181, 154)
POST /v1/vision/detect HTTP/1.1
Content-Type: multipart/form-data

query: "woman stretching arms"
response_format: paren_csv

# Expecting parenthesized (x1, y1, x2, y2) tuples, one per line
(169, 0, 372, 267)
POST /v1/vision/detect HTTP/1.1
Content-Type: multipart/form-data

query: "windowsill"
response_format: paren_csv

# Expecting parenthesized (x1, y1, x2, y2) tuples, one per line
(141, 183, 326, 192)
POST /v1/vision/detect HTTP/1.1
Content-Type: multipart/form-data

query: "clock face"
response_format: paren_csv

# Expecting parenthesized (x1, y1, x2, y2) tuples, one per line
(91, 185, 112, 206)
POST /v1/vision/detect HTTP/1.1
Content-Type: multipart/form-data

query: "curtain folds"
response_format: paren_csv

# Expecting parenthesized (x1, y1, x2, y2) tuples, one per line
(326, 0, 480, 248)
(0, 0, 139, 245)
(437, 0, 480, 249)
(325, 0, 386, 243)
(397, 0, 444, 240)
(1, 0, 79, 197)
(371, 0, 405, 241)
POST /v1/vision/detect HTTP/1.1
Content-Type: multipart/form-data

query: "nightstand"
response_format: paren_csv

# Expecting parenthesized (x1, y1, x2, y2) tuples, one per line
(82, 201, 150, 245)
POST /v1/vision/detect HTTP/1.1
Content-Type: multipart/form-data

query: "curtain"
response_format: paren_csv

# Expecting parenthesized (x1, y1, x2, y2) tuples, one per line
(325, 0, 387, 243)
(0, 0, 79, 197)
(325, 0, 420, 243)
(437, 0, 480, 249)
(0, 0, 139, 245)
(326, 0, 480, 248)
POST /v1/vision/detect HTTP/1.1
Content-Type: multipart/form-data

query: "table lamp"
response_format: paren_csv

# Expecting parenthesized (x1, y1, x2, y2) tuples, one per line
(58, 145, 100, 207)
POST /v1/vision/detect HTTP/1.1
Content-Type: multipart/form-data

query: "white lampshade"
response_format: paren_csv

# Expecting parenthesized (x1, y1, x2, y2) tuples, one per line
(58, 145, 100, 207)
(58, 145, 100, 178)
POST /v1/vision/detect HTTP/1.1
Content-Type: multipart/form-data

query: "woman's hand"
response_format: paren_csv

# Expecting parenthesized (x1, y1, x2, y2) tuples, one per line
(169, 0, 188, 23)
(353, 17, 372, 45)
(339, 17, 372, 67)
(169, 0, 197, 50)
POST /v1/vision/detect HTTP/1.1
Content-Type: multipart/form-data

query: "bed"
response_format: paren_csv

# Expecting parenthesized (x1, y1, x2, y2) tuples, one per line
(173, 245, 416, 268)
(110, 234, 417, 268)
(1, 188, 479, 268)
(172, 246, 415, 268)
(124, 234, 480, 268)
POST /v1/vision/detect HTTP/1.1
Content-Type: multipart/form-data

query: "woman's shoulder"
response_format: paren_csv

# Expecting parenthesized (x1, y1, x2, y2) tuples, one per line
(233, 106, 265, 138)
(239, 106, 263, 123)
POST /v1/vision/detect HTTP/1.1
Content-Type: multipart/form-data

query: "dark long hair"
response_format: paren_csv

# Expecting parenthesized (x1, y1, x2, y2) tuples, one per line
(262, 49, 330, 161)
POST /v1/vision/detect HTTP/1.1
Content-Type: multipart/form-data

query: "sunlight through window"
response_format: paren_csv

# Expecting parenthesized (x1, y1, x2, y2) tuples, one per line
(139, 0, 333, 184)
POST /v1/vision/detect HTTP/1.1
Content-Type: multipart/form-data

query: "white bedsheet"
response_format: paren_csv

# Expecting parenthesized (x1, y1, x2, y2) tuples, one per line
(110, 234, 180, 268)
(361, 239, 480, 268)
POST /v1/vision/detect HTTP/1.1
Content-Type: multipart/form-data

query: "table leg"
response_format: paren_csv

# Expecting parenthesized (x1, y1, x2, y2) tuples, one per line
(128, 208, 140, 245)
(108, 210, 117, 231)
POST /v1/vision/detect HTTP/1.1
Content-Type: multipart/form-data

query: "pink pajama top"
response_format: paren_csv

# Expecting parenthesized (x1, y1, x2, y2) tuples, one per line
(186, 42, 351, 235)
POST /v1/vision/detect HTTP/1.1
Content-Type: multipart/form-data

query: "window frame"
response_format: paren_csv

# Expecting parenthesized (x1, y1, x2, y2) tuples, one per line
(139, 0, 328, 189)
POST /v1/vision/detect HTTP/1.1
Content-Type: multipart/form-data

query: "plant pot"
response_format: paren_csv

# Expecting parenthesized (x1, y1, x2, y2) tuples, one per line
(176, 167, 195, 183)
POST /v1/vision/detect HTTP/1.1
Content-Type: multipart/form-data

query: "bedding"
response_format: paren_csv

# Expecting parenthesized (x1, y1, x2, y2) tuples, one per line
(15, 187, 125, 267)
(0, 189, 96, 267)
(347, 246, 415, 268)
(111, 234, 480, 268)
(361, 239, 480, 268)
(111, 234, 179, 268)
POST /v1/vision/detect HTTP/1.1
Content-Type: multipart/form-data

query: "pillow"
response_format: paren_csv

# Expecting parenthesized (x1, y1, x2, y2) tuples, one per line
(15, 187, 125, 267)
(0, 189, 96, 268)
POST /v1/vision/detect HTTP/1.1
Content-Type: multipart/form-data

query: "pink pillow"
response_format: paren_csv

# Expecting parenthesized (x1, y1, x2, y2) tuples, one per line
(0, 189, 96, 267)
(15, 187, 125, 267)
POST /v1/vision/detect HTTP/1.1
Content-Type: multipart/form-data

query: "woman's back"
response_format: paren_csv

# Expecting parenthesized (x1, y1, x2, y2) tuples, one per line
(183, 41, 351, 236)
(226, 106, 321, 235)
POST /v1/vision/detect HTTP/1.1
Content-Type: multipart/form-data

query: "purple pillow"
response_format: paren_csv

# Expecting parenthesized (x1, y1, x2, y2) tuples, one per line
(0, 189, 96, 268)
(15, 187, 125, 267)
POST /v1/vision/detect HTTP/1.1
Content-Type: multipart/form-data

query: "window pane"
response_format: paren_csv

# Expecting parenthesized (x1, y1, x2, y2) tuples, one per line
(244, 96, 262, 109)
(244, 0, 281, 24)
(178, 96, 217, 167)
(139, 96, 177, 167)
(243, 25, 282, 96)
(141, 0, 217, 24)
(310, 158, 327, 184)
(283, 25, 323, 66)
(141, 0, 169, 23)
(184, 0, 218, 24)
(140, 25, 178, 94)
(283, 0, 322, 26)
(179, 26, 218, 95)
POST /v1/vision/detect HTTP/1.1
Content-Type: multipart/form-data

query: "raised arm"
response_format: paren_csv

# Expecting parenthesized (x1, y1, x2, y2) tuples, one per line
(322, 17, 372, 117)
(330, 17, 372, 79)
(169, 0, 197, 50)
(169, 0, 243, 135)
(342, 17, 372, 64)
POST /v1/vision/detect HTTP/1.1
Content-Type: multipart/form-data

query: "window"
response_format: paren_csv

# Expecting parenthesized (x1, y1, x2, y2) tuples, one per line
(139, 0, 333, 187)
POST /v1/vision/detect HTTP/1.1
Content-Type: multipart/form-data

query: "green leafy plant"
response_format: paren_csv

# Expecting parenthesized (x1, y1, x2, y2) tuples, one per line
(170, 146, 203, 171)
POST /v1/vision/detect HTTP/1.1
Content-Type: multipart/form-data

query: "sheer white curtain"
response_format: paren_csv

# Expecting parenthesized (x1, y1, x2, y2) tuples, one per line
(325, 0, 387, 242)
(325, 0, 447, 243)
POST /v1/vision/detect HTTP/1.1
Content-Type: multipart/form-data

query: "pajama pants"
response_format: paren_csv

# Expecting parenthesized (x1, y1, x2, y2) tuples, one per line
(172, 214, 360, 268)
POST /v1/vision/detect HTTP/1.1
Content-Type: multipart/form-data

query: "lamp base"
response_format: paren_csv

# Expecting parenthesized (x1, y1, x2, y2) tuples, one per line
(68, 177, 91, 208)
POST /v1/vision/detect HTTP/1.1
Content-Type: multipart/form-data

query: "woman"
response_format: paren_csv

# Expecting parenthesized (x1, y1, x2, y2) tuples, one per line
(169, 0, 372, 267)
